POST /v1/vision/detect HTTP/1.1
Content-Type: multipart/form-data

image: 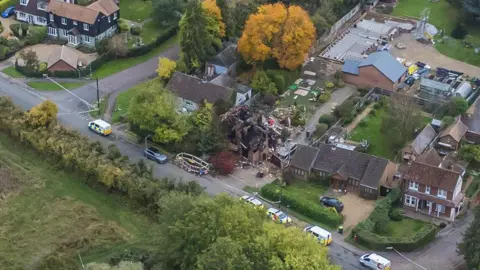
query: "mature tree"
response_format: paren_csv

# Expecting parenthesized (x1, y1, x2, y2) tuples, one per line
(19, 49, 39, 70)
(459, 144, 480, 162)
(458, 207, 480, 269)
(464, 0, 480, 21)
(447, 96, 469, 116)
(251, 70, 278, 95)
(27, 100, 58, 127)
(156, 58, 177, 80)
(196, 237, 252, 270)
(314, 123, 329, 138)
(86, 261, 143, 270)
(238, 3, 316, 70)
(108, 35, 128, 58)
(193, 101, 214, 131)
(128, 84, 189, 144)
(152, 0, 187, 23)
(179, 0, 214, 71)
(210, 151, 237, 175)
(203, 0, 226, 41)
(334, 99, 354, 119)
(381, 96, 424, 149)
(216, 0, 236, 38)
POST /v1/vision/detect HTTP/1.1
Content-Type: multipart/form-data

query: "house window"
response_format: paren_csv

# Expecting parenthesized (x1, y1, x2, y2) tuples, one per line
(59, 29, 67, 36)
(409, 181, 419, 191)
(49, 13, 53, 21)
(108, 16, 111, 23)
(37, 17, 46, 24)
(18, 12, 25, 18)
(48, 27, 57, 36)
(83, 23, 89, 31)
(437, 189, 447, 199)
(61, 17, 67, 25)
(114, 12, 117, 19)
(20, 0, 27, 5)
(436, 204, 446, 213)
(425, 185, 430, 194)
(185, 100, 193, 106)
(404, 195, 417, 207)
(84, 35, 90, 43)
(73, 20, 77, 25)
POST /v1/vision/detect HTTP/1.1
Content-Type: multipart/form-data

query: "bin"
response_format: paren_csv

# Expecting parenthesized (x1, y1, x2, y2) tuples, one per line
(338, 226, 344, 234)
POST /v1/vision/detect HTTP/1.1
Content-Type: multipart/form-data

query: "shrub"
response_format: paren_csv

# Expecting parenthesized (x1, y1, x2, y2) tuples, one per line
(318, 93, 331, 103)
(130, 26, 143, 36)
(314, 123, 328, 138)
(273, 75, 286, 94)
(334, 70, 342, 80)
(369, 109, 377, 116)
(25, 26, 47, 45)
(210, 151, 237, 175)
(0, 36, 7, 45)
(318, 114, 334, 127)
(261, 183, 343, 227)
(118, 18, 130, 33)
(335, 79, 345, 88)
(451, 22, 468, 39)
(389, 208, 404, 221)
(373, 103, 382, 110)
(38, 62, 47, 72)
(95, 38, 110, 54)
(325, 81, 335, 89)
(439, 222, 447, 229)
(10, 24, 20, 37)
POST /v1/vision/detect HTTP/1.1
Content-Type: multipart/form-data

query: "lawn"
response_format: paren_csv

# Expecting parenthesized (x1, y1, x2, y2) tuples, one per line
(92, 35, 178, 79)
(119, 0, 152, 22)
(140, 21, 170, 44)
(2, 66, 25, 78)
(380, 217, 427, 237)
(392, 0, 480, 67)
(27, 81, 87, 91)
(284, 181, 326, 204)
(0, 134, 157, 268)
(112, 78, 163, 123)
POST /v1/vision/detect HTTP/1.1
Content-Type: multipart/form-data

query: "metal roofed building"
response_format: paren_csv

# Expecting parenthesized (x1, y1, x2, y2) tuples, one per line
(418, 78, 453, 101)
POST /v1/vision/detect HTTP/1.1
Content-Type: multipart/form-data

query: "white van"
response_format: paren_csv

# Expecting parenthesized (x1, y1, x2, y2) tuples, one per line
(359, 254, 391, 270)
(88, 119, 112, 136)
(303, 225, 332, 246)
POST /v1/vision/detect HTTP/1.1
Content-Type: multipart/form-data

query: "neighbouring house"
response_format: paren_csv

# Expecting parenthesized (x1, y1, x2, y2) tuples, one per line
(47, 45, 78, 72)
(438, 117, 468, 150)
(46, 0, 119, 47)
(462, 95, 480, 143)
(403, 161, 465, 222)
(166, 72, 234, 112)
(16, 0, 48, 26)
(210, 73, 252, 106)
(288, 144, 399, 199)
(205, 43, 237, 79)
(402, 124, 437, 162)
(416, 148, 467, 175)
(342, 51, 407, 91)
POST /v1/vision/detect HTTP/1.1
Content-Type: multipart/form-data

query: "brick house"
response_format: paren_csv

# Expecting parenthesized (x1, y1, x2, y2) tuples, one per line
(47, 45, 78, 72)
(403, 161, 465, 222)
(342, 51, 407, 91)
(462, 95, 480, 144)
(438, 117, 468, 150)
(288, 144, 398, 199)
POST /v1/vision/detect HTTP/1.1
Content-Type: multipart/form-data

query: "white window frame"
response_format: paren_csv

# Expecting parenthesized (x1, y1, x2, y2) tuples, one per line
(409, 181, 419, 191)
(108, 16, 111, 23)
(436, 204, 446, 213)
(83, 23, 89, 31)
(19, 12, 25, 18)
(48, 27, 57, 36)
(49, 13, 53, 21)
(20, 0, 27, 6)
(84, 35, 90, 43)
(61, 17, 67, 25)
(404, 195, 417, 207)
(437, 189, 447, 199)
(73, 20, 77, 25)
(425, 185, 430, 195)
(114, 12, 117, 19)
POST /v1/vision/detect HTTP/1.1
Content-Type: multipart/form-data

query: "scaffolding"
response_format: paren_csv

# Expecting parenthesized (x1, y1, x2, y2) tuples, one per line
(173, 153, 210, 175)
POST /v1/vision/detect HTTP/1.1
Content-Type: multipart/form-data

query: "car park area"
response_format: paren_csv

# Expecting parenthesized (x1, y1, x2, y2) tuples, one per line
(336, 193, 375, 230)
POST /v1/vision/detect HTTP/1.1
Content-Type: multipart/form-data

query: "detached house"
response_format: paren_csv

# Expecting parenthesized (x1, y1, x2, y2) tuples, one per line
(288, 144, 398, 199)
(46, 0, 119, 47)
(15, 0, 48, 26)
(403, 161, 465, 222)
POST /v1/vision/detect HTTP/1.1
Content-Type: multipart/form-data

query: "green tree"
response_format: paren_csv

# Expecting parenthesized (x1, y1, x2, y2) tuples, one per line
(193, 101, 214, 131)
(251, 70, 278, 95)
(314, 123, 328, 138)
(458, 207, 480, 270)
(27, 100, 58, 127)
(19, 49, 39, 70)
(334, 99, 354, 118)
(152, 0, 186, 23)
(179, 0, 214, 71)
(196, 237, 252, 270)
(459, 144, 480, 162)
(447, 96, 469, 116)
(216, 0, 236, 38)
(128, 84, 190, 144)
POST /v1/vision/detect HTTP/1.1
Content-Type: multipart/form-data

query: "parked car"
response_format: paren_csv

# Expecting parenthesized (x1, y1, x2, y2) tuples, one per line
(1, 6, 15, 18)
(359, 253, 391, 270)
(143, 147, 168, 164)
(267, 207, 292, 224)
(240, 195, 264, 209)
(319, 196, 344, 213)
(303, 225, 332, 246)
(88, 119, 112, 136)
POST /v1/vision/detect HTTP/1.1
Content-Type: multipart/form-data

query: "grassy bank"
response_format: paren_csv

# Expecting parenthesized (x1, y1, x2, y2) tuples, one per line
(27, 81, 87, 91)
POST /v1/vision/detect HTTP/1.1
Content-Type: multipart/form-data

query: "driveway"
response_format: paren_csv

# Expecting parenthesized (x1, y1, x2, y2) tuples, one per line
(0, 17, 16, 38)
(391, 33, 480, 77)
(295, 84, 356, 144)
(338, 193, 375, 230)
(13, 44, 98, 66)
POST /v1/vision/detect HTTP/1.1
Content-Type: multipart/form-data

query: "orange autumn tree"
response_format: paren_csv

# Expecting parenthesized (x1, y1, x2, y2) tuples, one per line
(238, 3, 316, 70)
(203, 0, 225, 39)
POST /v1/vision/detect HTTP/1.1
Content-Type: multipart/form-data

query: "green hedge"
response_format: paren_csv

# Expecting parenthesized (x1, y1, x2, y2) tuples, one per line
(352, 189, 438, 252)
(260, 183, 343, 227)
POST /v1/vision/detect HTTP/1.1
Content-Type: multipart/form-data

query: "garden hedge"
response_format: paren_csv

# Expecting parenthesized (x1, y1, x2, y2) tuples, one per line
(260, 183, 343, 227)
(352, 189, 438, 252)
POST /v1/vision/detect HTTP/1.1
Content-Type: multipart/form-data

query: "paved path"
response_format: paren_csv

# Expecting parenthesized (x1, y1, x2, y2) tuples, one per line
(345, 104, 373, 132)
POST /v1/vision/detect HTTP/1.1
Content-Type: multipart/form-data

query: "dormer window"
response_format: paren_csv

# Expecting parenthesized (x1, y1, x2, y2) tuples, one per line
(37, 1, 47, 10)
(73, 21, 77, 25)
(49, 14, 54, 21)
(20, 0, 28, 6)
(108, 16, 111, 23)
(61, 17, 67, 25)
(83, 23, 89, 31)
(114, 12, 117, 19)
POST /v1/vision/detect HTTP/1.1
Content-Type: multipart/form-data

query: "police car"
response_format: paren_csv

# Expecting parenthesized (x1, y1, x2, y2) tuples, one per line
(240, 195, 264, 209)
(88, 119, 112, 136)
(267, 207, 292, 224)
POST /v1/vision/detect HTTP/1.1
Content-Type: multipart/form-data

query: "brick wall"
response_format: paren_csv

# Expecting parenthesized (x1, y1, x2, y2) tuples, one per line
(47, 60, 77, 73)
(343, 66, 405, 91)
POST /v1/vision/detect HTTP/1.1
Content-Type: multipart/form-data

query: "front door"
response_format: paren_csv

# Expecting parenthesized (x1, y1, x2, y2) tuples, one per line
(28, 15, 33, 23)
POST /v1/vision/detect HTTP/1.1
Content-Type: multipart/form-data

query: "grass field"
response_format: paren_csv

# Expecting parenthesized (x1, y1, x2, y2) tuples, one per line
(381, 217, 427, 237)
(119, 0, 151, 22)
(92, 35, 178, 79)
(284, 181, 326, 203)
(140, 21, 170, 45)
(27, 81, 87, 91)
(0, 134, 157, 269)
(392, 0, 480, 67)
(2, 66, 25, 78)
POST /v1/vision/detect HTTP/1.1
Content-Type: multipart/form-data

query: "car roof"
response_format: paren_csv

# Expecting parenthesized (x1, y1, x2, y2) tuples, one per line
(368, 254, 391, 265)
(247, 197, 262, 206)
(241, 195, 250, 200)
(267, 207, 279, 213)
(90, 119, 111, 129)
(307, 226, 331, 237)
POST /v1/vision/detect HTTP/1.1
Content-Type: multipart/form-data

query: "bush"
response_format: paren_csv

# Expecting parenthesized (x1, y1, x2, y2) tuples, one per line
(358, 119, 368, 127)
(318, 93, 331, 103)
(325, 81, 335, 89)
(130, 26, 143, 36)
(118, 18, 130, 33)
(95, 38, 110, 54)
(25, 26, 47, 45)
(369, 109, 376, 116)
(261, 183, 343, 227)
(451, 22, 468, 39)
(314, 123, 328, 138)
(335, 79, 345, 88)
(373, 103, 382, 110)
(439, 222, 447, 229)
(210, 151, 237, 175)
(318, 114, 334, 127)
(273, 75, 286, 94)
(389, 208, 404, 221)
(9, 24, 20, 37)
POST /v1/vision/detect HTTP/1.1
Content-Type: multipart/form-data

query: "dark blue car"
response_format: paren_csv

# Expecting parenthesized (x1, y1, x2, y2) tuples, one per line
(1, 6, 15, 18)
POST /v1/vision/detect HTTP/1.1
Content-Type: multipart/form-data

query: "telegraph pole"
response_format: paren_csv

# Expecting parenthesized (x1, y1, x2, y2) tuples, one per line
(96, 78, 100, 110)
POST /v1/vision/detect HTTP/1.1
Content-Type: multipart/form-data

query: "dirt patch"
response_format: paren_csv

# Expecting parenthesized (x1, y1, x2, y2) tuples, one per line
(0, 17, 16, 38)
(338, 193, 375, 229)
(13, 44, 98, 66)
(391, 33, 480, 76)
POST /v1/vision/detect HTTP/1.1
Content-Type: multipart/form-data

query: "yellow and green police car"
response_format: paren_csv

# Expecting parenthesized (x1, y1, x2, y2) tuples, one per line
(240, 195, 264, 209)
(267, 207, 292, 224)
(88, 119, 112, 136)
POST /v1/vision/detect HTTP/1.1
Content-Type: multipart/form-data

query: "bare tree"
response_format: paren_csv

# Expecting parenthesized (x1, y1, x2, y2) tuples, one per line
(108, 35, 128, 58)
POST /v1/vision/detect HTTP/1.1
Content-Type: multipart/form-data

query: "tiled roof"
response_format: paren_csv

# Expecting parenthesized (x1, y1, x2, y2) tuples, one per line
(87, 0, 119, 16)
(47, 45, 78, 69)
(404, 161, 460, 192)
(440, 117, 468, 142)
(416, 148, 443, 167)
(288, 145, 319, 171)
(359, 51, 407, 82)
(166, 72, 233, 104)
(48, 0, 99, 24)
